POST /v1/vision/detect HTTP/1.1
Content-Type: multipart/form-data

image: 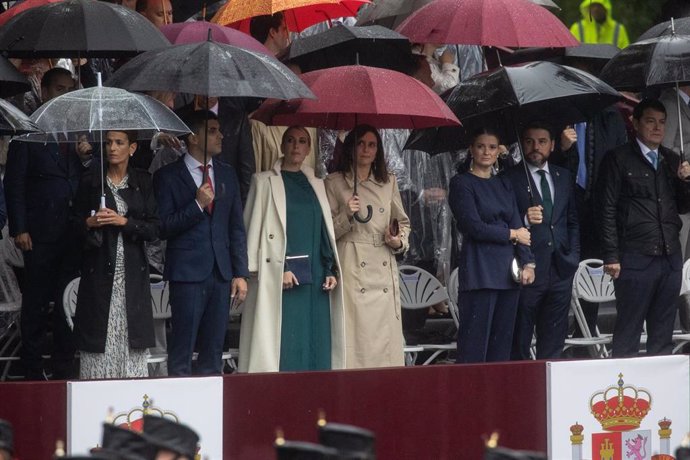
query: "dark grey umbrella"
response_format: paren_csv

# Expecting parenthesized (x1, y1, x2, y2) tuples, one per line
(288, 24, 412, 73)
(0, 0, 170, 58)
(356, 0, 432, 29)
(0, 98, 40, 135)
(639, 17, 690, 40)
(106, 40, 314, 100)
(0, 55, 30, 98)
(600, 33, 690, 159)
(565, 43, 619, 61)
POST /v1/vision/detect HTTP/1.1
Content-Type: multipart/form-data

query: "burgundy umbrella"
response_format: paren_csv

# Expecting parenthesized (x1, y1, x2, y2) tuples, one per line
(253, 64, 460, 222)
(396, 0, 577, 48)
(160, 21, 271, 55)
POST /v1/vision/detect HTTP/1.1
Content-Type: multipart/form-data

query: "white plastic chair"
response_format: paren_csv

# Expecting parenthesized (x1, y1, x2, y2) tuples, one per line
(0, 250, 22, 381)
(671, 259, 690, 353)
(148, 274, 170, 376)
(62, 277, 80, 331)
(446, 267, 459, 330)
(563, 259, 614, 358)
(399, 265, 455, 365)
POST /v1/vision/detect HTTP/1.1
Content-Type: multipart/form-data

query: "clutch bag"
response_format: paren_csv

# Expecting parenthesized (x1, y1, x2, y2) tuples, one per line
(286, 255, 312, 285)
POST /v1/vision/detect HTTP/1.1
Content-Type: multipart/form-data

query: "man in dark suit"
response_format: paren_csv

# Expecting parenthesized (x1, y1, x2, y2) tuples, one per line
(598, 98, 690, 357)
(506, 121, 580, 360)
(154, 110, 249, 376)
(4, 67, 81, 380)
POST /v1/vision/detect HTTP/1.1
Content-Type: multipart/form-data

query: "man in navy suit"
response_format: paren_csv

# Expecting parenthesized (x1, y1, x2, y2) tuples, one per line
(506, 121, 580, 360)
(4, 68, 81, 380)
(598, 99, 690, 357)
(154, 110, 248, 376)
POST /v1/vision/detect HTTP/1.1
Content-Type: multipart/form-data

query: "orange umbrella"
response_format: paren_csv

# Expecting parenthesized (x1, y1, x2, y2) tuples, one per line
(212, 0, 370, 33)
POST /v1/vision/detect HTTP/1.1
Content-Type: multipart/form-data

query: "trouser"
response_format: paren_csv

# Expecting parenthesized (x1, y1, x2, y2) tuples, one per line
(456, 288, 519, 363)
(512, 262, 573, 360)
(612, 253, 681, 358)
(21, 241, 78, 379)
(168, 267, 230, 376)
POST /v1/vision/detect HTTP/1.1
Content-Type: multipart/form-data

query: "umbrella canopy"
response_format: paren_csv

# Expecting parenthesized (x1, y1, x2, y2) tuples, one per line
(405, 61, 622, 153)
(599, 34, 690, 91)
(159, 21, 271, 55)
(0, 0, 62, 27)
(171, 0, 225, 22)
(252, 64, 460, 129)
(356, 0, 431, 28)
(212, 0, 369, 33)
(396, 0, 578, 47)
(0, 55, 31, 98)
(0, 0, 170, 58)
(288, 24, 412, 73)
(529, 0, 559, 11)
(0, 99, 41, 135)
(20, 85, 190, 143)
(638, 17, 690, 41)
(106, 40, 315, 100)
(565, 43, 619, 61)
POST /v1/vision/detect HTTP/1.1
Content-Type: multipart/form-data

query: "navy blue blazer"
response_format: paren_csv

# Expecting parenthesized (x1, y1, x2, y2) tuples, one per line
(4, 140, 82, 242)
(504, 163, 580, 283)
(153, 156, 249, 283)
(449, 173, 533, 291)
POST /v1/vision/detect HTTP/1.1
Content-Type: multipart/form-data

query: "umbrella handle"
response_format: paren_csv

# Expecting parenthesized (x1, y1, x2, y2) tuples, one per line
(354, 205, 373, 223)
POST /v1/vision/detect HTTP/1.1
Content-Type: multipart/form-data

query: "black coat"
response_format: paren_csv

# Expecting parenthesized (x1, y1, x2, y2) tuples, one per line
(597, 141, 690, 264)
(72, 167, 159, 353)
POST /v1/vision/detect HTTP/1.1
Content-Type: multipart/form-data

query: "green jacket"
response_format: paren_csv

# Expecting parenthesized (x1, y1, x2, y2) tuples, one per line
(569, 0, 629, 48)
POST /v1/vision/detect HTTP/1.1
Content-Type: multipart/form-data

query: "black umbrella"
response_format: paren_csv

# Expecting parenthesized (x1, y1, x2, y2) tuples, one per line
(639, 17, 690, 40)
(356, 0, 432, 29)
(0, 98, 40, 135)
(406, 61, 622, 155)
(564, 43, 620, 62)
(0, 55, 30, 98)
(600, 32, 690, 159)
(172, 0, 226, 21)
(288, 24, 412, 73)
(0, 0, 170, 58)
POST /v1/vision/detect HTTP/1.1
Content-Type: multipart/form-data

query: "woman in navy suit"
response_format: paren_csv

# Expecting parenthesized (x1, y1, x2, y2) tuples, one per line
(448, 128, 534, 363)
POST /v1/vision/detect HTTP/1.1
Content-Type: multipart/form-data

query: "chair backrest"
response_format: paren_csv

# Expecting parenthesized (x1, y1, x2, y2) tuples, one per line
(572, 259, 616, 303)
(398, 265, 449, 310)
(1, 226, 23, 268)
(62, 277, 80, 331)
(682, 258, 690, 295)
(447, 267, 460, 329)
(149, 274, 170, 320)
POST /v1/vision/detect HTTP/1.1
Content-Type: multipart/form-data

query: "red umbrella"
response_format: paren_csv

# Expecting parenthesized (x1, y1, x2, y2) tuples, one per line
(396, 0, 578, 48)
(253, 65, 460, 129)
(0, 0, 62, 27)
(160, 21, 271, 55)
(253, 64, 459, 222)
(213, 0, 369, 33)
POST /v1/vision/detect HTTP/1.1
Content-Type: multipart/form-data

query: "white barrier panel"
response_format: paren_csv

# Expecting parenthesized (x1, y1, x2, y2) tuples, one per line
(547, 355, 689, 460)
(67, 377, 223, 458)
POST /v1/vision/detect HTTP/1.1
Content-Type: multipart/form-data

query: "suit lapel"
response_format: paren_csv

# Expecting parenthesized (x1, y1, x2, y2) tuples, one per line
(176, 158, 198, 194)
(551, 167, 568, 217)
(269, 173, 287, 232)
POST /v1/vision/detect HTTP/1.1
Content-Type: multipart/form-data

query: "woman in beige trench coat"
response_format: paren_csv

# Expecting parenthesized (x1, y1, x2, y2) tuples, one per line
(324, 124, 411, 368)
(239, 127, 345, 373)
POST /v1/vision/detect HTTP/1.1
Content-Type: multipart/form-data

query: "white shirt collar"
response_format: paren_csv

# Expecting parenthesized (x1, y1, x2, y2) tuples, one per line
(678, 88, 690, 105)
(635, 138, 658, 157)
(527, 161, 551, 176)
(184, 154, 213, 171)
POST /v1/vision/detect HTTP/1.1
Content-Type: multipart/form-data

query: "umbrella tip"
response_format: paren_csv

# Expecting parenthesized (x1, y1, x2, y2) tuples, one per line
(672, 17, 676, 35)
(207, 28, 212, 41)
(97, 71, 102, 87)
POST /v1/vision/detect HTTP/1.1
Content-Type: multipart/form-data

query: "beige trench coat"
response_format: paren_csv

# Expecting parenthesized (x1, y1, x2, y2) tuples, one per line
(239, 161, 345, 373)
(324, 172, 410, 368)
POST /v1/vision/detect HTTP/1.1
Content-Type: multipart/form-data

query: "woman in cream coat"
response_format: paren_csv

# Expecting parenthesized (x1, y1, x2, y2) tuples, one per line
(239, 127, 345, 373)
(325, 124, 410, 368)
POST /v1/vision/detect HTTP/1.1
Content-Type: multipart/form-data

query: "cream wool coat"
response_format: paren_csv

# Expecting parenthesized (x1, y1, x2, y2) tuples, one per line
(324, 172, 410, 368)
(239, 161, 346, 373)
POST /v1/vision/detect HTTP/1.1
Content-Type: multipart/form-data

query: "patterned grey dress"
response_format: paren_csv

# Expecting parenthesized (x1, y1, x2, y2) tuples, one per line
(80, 175, 149, 379)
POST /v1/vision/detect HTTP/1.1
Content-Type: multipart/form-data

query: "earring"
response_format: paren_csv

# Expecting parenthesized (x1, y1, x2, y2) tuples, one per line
(469, 159, 474, 172)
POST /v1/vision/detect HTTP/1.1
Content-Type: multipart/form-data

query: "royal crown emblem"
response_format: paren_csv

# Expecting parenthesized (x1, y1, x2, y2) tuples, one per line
(589, 374, 652, 432)
(112, 394, 179, 432)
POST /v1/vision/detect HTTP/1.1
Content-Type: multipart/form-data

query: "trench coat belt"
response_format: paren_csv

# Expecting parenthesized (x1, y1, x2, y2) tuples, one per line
(339, 232, 385, 247)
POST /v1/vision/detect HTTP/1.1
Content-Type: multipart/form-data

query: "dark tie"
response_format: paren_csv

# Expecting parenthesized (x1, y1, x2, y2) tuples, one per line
(646, 150, 658, 170)
(537, 169, 552, 224)
(198, 164, 214, 214)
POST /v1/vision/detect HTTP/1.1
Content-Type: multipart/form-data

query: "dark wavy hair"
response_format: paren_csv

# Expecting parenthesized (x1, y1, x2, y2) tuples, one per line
(336, 124, 389, 183)
(457, 127, 502, 174)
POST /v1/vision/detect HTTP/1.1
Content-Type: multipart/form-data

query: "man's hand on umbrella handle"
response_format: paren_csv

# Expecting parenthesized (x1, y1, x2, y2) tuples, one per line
(560, 126, 577, 151)
(347, 195, 360, 217)
(526, 205, 543, 225)
(604, 263, 621, 280)
(196, 183, 214, 208)
(231, 277, 247, 308)
(678, 161, 690, 180)
(14, 232, 32, 251)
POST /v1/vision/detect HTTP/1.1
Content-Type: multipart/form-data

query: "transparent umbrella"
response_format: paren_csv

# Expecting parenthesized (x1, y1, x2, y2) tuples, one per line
(18, 75, 190, 206)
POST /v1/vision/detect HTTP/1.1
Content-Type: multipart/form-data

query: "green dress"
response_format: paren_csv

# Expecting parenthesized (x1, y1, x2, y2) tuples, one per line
(280, 170, 335, 371)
